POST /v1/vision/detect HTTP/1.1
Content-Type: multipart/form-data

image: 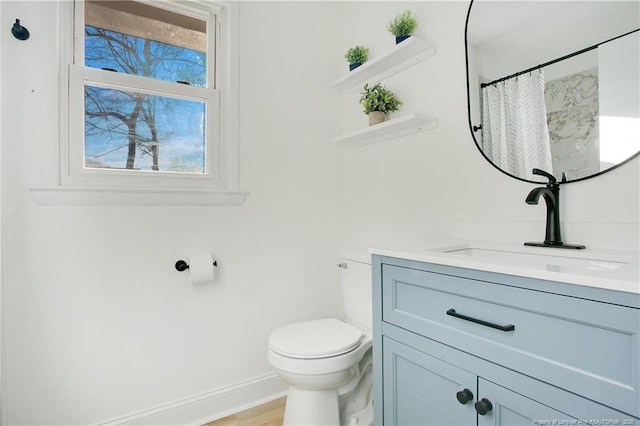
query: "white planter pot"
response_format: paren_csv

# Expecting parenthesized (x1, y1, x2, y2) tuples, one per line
(368, 111, 386, 126)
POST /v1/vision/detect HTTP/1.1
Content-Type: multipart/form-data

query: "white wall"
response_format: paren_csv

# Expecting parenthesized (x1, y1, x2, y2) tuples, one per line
(599, 32, 640, 119)
(340, 1, 639, 252)
(599, 32, 640, 169)
(1, 1, 344, 424)
(0, 1, 3, 422)
(1, 1, 639, 425)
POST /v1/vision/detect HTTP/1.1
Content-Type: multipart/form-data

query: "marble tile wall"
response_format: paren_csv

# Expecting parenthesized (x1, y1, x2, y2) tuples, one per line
(545, 69, 600, 180)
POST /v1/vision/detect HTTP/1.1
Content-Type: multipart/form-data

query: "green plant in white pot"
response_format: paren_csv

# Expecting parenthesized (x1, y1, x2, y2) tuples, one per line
(388, 10, 417, 44)
(344, 46, 369, 71)
(359, 83, 401, 126)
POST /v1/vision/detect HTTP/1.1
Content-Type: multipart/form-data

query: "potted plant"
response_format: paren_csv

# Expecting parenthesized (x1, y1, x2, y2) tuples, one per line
(344, 46, 369, 71)
(388, 10, 417, 44)
(359, 83, 401, 126)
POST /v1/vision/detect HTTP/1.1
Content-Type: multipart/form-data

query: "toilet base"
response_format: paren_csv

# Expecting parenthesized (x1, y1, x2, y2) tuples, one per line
(283, 387, 339, 426)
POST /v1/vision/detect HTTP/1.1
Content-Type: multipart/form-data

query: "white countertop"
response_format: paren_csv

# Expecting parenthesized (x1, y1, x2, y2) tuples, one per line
(369, 240, 640, 294)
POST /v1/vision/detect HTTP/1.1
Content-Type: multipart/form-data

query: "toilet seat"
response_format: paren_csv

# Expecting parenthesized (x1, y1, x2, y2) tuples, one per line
(269, 318, 363, 359)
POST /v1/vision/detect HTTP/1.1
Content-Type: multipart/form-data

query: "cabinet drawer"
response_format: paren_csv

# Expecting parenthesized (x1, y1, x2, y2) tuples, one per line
(382, 264, 640, 417)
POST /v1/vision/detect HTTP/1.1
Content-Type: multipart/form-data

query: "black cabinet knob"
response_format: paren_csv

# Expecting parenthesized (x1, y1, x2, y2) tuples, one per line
(456, 388, 474, 404)
(474, 398, 493, 415)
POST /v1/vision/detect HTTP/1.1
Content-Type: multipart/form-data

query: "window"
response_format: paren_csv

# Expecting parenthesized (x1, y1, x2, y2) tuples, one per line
(44, 0, 243, 204)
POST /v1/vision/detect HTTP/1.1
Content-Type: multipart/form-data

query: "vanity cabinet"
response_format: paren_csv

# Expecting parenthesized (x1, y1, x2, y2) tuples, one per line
(383, 338, 583, 425)
(372, 255, 640, 425)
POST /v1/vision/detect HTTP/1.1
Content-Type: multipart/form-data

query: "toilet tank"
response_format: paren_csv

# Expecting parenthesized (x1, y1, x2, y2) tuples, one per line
(340, 250, 372, 332)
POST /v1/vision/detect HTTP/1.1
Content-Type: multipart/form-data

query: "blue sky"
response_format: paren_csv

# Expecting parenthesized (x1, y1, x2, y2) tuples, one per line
(84, 25, 207, 173)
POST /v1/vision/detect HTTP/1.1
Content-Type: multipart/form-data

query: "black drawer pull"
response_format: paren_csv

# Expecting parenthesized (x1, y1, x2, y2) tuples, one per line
(446, 308, 515, 332)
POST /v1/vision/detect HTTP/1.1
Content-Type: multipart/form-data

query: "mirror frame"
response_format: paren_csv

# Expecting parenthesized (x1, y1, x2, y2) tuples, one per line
(465, 0, 640, 184)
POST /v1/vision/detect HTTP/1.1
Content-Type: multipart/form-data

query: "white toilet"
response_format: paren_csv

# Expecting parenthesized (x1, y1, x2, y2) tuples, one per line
(267, 252, 373, 426)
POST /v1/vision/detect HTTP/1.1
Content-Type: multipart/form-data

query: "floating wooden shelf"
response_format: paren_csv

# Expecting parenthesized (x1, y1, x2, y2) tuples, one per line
(332, 37, 436, 92)
(331, 113, 438, 147)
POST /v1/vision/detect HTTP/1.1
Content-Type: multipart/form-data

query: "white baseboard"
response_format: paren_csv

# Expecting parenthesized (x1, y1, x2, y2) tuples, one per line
(99, 372, 288, 425)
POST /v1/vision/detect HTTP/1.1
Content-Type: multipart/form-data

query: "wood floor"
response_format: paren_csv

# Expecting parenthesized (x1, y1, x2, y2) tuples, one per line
(204, 397, 286, 426)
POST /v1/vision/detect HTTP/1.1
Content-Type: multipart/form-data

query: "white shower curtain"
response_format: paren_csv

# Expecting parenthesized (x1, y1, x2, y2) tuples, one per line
(481, 70, 553, 181)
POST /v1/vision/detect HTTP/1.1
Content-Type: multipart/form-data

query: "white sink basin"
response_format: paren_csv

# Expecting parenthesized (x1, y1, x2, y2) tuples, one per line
(441, 246, 628, 273)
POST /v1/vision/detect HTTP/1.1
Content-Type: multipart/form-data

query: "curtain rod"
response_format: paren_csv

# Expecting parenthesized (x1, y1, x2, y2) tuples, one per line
(480, 28, 639, 88)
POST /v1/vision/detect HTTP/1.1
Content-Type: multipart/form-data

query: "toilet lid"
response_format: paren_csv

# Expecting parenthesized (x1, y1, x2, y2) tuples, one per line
(269, 318, 363, 359)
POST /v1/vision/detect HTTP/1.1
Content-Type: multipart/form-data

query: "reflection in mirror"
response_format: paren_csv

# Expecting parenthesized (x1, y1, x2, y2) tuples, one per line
(466, 0, 640, 183)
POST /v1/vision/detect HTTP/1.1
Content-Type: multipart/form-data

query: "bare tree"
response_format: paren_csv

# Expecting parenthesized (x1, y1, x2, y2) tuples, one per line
(84, 26, 205, 171)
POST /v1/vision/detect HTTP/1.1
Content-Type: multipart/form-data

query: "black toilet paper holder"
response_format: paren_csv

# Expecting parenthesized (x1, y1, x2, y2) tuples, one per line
(175, 259, 218, 272)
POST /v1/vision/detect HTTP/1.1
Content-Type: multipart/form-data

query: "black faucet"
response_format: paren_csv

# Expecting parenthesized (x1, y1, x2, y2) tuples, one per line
(524, 168, 585, 250)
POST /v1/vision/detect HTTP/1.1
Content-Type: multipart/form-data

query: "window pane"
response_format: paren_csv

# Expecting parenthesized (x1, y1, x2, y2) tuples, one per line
(84, 86, 206, 174)
(85, 1, 207, 87)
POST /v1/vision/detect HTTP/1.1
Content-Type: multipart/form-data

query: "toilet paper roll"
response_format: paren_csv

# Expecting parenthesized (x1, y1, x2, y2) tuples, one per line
(187, 253, 215, 285)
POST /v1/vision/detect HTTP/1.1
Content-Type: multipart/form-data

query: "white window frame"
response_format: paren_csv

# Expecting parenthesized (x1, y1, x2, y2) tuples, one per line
(30, 0, 244, 205)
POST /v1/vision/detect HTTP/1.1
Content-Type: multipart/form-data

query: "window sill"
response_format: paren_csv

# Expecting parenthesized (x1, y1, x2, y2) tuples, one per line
(29, 186, 248, 206)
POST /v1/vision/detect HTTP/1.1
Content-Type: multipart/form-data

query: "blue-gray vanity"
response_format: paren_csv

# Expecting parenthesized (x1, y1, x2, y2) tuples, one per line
(371, 243, 640, 425)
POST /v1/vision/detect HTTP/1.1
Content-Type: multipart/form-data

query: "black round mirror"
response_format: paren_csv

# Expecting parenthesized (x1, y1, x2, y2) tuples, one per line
(465, 0, 640, 184)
